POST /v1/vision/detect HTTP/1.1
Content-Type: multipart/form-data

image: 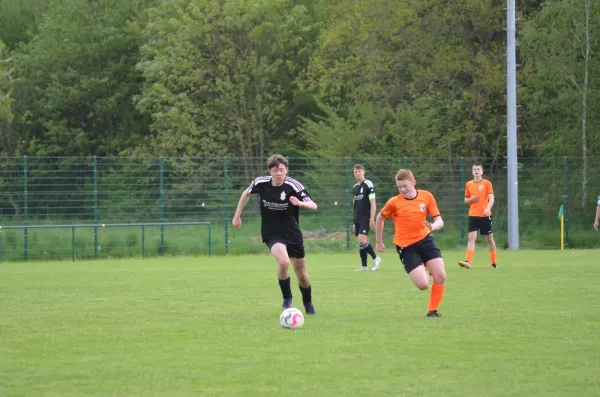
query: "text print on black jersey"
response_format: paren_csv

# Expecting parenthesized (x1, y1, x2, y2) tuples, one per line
(261, 199, 289, 210)
(247, 176, 313, 238)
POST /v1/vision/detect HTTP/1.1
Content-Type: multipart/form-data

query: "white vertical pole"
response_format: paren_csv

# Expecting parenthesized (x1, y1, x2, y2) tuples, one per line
(507, 0, 519, 249)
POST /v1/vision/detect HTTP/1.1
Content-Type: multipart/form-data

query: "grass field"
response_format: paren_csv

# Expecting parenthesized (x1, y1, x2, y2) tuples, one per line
(1, 250, 599, 397)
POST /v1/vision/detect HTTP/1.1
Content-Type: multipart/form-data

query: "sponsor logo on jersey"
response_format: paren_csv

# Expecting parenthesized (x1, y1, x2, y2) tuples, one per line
(262, 200, 289, 211)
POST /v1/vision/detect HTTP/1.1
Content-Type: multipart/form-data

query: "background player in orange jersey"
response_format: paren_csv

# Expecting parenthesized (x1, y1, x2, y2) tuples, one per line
(458, 163, 498, 269)
(375, 169, 446, 318)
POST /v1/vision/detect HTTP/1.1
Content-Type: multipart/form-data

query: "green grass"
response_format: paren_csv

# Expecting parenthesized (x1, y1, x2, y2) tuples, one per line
(1, 250, 599, 397)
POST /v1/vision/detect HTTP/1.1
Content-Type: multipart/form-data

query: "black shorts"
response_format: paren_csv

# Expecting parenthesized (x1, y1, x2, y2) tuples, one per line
(354, 218, 370, 236)
(396, 235, 442, 274)
(468, 216, 493, 235)
(263, 235, 305, 259)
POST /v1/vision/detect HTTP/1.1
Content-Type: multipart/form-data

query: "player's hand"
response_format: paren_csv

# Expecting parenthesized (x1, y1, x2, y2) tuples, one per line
(471, 196, 479, 203)
(483, 208, 490, 216)
(352, 224, 356, 233)
(369, 219, 376, 230)
(232, 215, 242, 229)
(594, 221, 599, 231)
(376, 241, 385, 252)
(425, 221, 439, 232)
(289, 196, 300, 206)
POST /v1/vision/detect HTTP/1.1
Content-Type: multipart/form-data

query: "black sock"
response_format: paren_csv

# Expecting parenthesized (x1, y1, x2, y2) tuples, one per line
(364, 242, 377, 259)
(359, 244, 368, 266)
(299, 285, 312, 304)
(279, 277, 292, 299)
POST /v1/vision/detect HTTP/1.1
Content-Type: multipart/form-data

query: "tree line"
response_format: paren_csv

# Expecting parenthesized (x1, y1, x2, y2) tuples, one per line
(0, 0, 598, 164)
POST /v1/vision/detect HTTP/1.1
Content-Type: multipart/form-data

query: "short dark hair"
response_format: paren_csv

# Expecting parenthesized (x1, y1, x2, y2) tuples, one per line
(353, 164, 365, 170)
(267, 154, 289, 169)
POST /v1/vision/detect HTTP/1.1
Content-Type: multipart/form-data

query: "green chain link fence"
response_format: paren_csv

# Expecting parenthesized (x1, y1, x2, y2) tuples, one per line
(1, 156, 599, 261)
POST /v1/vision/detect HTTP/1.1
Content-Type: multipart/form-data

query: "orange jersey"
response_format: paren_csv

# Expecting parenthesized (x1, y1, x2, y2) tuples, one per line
(380, 190, 440, 248)
(465, 179, 494, 216)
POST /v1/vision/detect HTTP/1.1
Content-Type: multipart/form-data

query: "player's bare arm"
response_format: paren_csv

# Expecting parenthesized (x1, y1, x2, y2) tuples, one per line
(289, 196, 318, 211)
(425, 215, 444, 232)
(375, 212, 386, 252)
(484, 193, 494, 216)
(232, 189, 252, 229)
(369, 197, 376, 230)
(594, 205, 600, 231)
(465, 196, 479, 204)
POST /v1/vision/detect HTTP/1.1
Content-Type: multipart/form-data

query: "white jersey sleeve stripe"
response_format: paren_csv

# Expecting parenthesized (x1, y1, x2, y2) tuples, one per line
(284, 177, 305, 193)
(247, 176, 271, 192)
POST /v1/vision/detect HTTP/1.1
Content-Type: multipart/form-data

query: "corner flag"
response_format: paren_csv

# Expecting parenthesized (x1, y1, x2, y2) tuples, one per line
(558, 205, 564, 250)
(557, 205, 563, 220)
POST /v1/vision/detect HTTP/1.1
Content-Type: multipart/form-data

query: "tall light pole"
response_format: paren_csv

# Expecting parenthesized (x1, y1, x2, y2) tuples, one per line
(506, 0, 519, 249)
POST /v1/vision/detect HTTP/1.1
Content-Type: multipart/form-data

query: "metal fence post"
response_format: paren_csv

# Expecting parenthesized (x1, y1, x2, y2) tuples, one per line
(72, 226, 76, 262)
(141, 225, 145, 258)
(345, 157, 351, 250)
(159, 157, 165, 255)
(403, 156, 408, 169)
(563, 156, 569, 247)
(208, 223, 212, 257)
(459, 157, 465, 245)
(23, 155, 28, 261)
(224, 157, 229, 255)
(93, 155, 99, 257)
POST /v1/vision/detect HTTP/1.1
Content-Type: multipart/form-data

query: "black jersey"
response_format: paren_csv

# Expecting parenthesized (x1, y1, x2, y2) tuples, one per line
(247, 176, 313, 241)
(353, 179, 375, 221)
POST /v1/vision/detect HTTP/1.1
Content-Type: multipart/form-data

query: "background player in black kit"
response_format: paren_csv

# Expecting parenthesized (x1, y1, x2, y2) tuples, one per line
(352, 164, 381, 271)
(232, 154, 318, 314)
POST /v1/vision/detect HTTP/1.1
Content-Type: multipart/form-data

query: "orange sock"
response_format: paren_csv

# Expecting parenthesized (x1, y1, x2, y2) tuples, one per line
(466, 249, 474, 263)
(428, 283, 445, 312)
(490, 250, 497, 264)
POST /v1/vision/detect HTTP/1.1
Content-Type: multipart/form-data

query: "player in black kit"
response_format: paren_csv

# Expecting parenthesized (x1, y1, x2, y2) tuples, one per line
(232, 154, 318, 314)
(352, 164, 381, 271)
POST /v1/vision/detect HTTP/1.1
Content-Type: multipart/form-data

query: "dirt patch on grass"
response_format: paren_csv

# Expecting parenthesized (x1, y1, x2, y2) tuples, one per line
(303, 230, 347, 241)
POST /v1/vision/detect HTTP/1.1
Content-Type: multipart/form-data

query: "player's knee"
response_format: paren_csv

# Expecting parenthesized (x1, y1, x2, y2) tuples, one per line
(416, 282, 429, 291)
(432, 272, 446, 285)
(297, 271, 310, 284)
(276, 257, 290, 268)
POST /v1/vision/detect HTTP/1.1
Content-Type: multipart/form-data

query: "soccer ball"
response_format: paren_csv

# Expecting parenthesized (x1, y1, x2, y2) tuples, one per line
(280, 307, 304, 329)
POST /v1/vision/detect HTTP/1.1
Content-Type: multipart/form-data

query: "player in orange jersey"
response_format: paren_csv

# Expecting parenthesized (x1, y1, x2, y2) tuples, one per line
(458, 163, 497, 269)
(375, 169, 446, 318)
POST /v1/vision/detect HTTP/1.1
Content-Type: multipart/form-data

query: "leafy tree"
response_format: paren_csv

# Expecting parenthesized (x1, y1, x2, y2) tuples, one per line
(11, 0, 157, 156)
(0, 41, 15, 154)
(0, 0, 49, 49)
(520, 0, 600, 207)
(302, 0, 508, 159)
(135, 0, 322, 165)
